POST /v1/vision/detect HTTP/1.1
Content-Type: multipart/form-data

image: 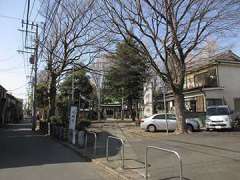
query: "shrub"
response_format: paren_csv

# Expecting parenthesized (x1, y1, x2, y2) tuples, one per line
(49, 115, 63, 125)
(76, 120, 91, 131)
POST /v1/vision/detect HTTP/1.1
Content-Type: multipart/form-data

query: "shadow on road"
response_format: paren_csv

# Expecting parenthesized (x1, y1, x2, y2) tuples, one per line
(84, 130, 123, 159)
(0, 123, 89, 169)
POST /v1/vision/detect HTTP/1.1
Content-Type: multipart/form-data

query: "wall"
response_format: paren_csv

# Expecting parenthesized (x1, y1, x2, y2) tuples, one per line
(218, 64, 240, 111)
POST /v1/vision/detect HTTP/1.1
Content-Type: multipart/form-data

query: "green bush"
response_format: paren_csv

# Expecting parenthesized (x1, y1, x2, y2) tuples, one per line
(76, 120, 91, 131)
(49, 115, 63, 126)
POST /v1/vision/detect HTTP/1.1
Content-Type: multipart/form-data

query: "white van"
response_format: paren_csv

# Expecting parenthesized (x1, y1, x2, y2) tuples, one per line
(206, 105, 237, 130)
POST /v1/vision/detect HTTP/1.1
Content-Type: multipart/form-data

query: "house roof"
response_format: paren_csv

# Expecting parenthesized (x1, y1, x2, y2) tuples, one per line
(186, 50, 240, 73)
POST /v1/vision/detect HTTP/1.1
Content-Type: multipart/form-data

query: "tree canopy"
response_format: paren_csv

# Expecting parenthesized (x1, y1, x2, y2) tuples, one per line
(104, 38, 149, 114)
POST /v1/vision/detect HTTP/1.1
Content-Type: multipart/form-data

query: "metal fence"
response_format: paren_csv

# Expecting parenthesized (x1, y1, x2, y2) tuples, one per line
(145, 146, 183, 180)
(106, 136, 125, 169)
(85, 131, 97, 155)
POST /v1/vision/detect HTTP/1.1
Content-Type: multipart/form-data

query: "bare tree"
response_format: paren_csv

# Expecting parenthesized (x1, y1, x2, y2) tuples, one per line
(101, 0, 240, 133)
(41, 0, 109, 118)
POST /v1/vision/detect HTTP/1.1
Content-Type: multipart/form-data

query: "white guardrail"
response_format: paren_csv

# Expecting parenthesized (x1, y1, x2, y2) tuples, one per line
(85, 131, 97, 155)
(145, 146, 183, 180)
(106, 136, 125, 169)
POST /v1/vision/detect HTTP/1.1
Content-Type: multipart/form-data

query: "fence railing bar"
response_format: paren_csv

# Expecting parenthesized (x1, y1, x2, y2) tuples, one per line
(106, 136, 125, 169)
(145, 146, 182, 180)
(85, 131, 97, 156)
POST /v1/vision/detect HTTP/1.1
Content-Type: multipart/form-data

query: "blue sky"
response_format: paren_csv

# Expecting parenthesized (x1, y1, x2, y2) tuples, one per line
(0, 0, 39, 102)
(0, 1, 240, 103)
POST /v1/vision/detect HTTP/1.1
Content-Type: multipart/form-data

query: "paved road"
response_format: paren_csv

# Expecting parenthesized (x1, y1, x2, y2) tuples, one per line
(91, 122, 240, 180)
(128, 131, 240, 180)
(0, 122, 105, 180)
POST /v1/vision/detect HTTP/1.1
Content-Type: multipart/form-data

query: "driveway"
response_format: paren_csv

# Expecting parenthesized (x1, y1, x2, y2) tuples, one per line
(0, 122, 106, 180)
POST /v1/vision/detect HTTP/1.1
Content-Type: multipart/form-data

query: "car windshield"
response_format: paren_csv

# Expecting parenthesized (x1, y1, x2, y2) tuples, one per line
(207, 107, 229, 116)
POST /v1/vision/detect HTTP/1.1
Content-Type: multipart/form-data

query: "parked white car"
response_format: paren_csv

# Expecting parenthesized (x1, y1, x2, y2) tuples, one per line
(140, 113, 200, 132)
(206, 105, 238, 130)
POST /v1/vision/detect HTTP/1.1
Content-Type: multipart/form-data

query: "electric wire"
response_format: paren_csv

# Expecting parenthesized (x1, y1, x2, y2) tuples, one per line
(29, 0, 36, 19)
(33, 0, 44, 23)
(0, 14, 21, 21)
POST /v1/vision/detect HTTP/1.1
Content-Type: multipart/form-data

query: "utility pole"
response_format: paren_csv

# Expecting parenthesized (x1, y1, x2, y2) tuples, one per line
(32, 24, 39, 131)
(18, 21, 39, 131)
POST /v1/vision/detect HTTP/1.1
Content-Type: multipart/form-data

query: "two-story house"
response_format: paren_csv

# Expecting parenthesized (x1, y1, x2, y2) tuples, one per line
(166, 51, 240, 112)
(162, 50, 240, 113)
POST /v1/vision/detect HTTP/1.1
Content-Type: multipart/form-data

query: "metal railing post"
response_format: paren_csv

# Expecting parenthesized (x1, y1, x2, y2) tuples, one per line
(145, 146, 183, 180)
(48, 122, 50, 136)
(85, 133, 88, 149)
(85, 131, 97, 156)
(145, 147, 148, 180)
(106, 137, 109, 160)
(106, 136, 125, 169)
(122, 141, 125, 168)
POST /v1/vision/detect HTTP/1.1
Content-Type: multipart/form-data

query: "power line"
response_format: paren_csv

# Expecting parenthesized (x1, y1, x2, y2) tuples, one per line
(33, 0, 44, 22)
(38, 0, 62, 62)
(25, 0, 31, 46)
(0, 65, 24, 72)
(22, 0, 27, 20)
(29, 0, 36, 18)
(7, 83, 28, 92)
(40, 0, 62, 48)
(0, 54, 16, 62)
(0, 14, 21, 21)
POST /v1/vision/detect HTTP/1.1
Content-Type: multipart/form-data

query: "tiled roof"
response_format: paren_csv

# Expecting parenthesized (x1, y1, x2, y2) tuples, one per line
(186, 50, 240, 72)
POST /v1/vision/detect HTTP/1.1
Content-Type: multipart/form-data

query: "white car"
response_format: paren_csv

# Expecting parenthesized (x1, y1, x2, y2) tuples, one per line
(140, 113, 200, 132)
(206, 105, 238, 130)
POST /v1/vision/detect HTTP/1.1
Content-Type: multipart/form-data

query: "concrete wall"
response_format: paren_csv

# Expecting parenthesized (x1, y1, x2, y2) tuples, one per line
(218, 64, 240, 111)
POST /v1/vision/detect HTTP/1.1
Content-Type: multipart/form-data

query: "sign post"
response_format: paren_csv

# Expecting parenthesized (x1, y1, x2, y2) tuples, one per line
(69, 106, 77, 144)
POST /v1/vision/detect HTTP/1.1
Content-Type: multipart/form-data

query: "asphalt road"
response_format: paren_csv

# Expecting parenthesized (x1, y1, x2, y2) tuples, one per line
(128, 130, 240, 180)
(0, 121, 105, 180)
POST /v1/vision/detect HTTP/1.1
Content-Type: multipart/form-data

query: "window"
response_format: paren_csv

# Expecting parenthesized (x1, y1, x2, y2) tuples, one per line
(207, 107, 229, 115)
(194, 68, 217, 88)
(153, 114, 165, 119)
(167, 114, 176, 120)
(234, 98, 240, 112)
(207, 99, 223, 106)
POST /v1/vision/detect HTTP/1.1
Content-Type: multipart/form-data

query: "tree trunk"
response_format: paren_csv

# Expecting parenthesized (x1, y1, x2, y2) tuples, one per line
(48, 75, 57, 120)
(174, 92, 187, 134)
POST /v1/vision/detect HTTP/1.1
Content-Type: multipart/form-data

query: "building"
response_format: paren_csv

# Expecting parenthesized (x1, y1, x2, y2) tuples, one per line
(0, 85, 7, 125)
(0, 85, 23, 126)
(144, 50, 240, 117)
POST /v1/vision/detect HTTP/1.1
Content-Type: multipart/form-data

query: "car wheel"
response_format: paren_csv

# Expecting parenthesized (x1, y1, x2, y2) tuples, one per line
(187, 124, 193, 133)
(148, 125, 156, 132)
(206, 128, 210, 131)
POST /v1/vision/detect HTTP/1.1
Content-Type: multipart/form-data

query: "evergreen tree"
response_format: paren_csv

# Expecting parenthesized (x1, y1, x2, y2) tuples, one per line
(104, 38, 149, 120)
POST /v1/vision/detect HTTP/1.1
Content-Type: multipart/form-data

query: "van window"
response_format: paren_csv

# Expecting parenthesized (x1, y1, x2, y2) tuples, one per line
(207, 107, 229, 116)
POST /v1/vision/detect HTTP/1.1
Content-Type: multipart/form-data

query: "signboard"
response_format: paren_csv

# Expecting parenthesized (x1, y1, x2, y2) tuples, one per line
(144, 82, 153, 117)
(69, 106, 77, 130)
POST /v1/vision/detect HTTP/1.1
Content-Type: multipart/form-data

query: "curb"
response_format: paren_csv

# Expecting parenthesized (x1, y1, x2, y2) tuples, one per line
(55, 138, 137, 180)
(93, 159, 131, 180)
